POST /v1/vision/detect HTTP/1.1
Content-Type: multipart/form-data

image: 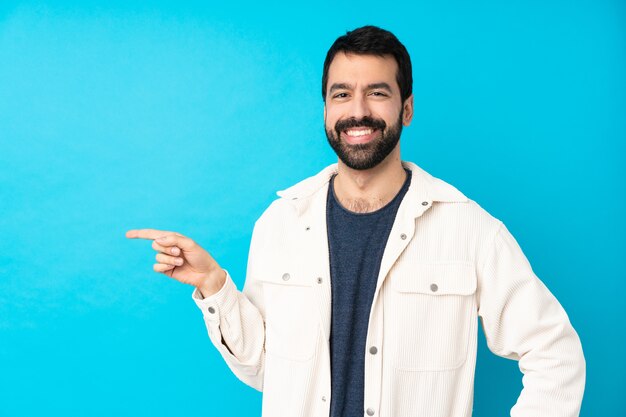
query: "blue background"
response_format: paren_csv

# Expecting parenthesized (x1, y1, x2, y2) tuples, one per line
(1, 1, 624, 416)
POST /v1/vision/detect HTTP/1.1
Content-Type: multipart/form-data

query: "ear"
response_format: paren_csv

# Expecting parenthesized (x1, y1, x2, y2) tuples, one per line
(402, 94, 414, 126)
(324, 103, 327, 122)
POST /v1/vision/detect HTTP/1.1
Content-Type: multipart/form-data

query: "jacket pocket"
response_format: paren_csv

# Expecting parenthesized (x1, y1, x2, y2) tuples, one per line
(259, 269, 319, 362)
(387, 262, 477, 371)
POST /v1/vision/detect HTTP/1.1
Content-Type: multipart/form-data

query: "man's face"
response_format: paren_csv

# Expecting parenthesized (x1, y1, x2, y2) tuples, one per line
(324, 52, 413, 170)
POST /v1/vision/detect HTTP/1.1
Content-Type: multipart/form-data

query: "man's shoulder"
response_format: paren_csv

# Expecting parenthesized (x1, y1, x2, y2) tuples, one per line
(257, 197, 296, 223)
(402, 162, 504, 233)
(426, 178, 500, 227)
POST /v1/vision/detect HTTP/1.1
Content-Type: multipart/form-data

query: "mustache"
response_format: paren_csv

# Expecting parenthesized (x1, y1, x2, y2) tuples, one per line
(335, 116, 386, 133)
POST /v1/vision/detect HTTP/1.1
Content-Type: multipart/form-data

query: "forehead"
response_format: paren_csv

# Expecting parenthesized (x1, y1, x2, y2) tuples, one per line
(327, 52, 399, 90)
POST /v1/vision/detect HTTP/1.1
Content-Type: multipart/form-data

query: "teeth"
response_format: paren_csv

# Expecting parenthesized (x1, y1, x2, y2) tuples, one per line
(345, 128, 373, 137)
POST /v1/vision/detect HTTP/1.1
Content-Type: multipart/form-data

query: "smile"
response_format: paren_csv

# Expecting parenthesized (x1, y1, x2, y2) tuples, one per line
(341, 127, 380, 144)
(345, 128, 374, 137)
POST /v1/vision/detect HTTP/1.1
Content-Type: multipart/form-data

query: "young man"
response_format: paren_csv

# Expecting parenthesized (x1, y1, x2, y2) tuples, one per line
(127, 26, 585, 417)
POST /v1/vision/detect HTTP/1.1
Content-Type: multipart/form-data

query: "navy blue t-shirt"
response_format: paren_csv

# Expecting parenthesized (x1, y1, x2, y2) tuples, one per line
(326, 169, 411, 417)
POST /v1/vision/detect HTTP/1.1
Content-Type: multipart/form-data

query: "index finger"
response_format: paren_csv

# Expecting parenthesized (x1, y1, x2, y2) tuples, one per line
(126, 229, 172, 240)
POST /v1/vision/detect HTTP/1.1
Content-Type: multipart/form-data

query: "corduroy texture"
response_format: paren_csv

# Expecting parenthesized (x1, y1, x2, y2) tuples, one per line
(192, 161, 586, 417)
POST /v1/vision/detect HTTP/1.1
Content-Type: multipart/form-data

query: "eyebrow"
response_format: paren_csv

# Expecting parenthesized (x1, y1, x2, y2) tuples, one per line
(329, 82, 393, 94)
(329, 83, 353, 93)
(367, 82, 393, 93)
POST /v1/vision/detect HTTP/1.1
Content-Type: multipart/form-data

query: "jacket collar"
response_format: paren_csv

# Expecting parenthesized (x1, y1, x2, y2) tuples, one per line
(277, 161, 468, 205)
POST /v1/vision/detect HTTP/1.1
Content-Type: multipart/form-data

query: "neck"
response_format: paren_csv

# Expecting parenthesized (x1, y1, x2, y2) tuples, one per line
(333, 145, 406, 213)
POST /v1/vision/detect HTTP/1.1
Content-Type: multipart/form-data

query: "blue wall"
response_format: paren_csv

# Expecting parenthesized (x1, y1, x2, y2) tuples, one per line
(1, 1, 624, 415)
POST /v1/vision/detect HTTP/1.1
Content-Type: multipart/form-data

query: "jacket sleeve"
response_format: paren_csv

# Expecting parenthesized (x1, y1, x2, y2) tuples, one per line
(191, 218, 268, 391)
(477, 222, 586, 417)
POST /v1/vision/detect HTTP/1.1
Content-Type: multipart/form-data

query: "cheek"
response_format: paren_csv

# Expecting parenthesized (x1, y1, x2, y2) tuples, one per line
(324, 118, 335, 132)
(369, 103, 399, 123)
(325, 111, 341, 130)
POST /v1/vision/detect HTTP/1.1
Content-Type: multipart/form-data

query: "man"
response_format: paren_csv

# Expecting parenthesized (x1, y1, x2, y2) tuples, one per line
(127, 26, 585, 417)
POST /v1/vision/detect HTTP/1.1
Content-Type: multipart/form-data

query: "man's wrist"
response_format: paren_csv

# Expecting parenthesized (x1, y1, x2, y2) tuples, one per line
(197, 268, 227, 298)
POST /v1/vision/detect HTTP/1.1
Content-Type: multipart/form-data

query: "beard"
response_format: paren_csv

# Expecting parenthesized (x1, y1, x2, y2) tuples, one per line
(325, 112, 403, 171)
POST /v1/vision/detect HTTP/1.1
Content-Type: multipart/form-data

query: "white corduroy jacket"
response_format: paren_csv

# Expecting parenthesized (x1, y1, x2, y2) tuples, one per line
(192, 161, 585, 417)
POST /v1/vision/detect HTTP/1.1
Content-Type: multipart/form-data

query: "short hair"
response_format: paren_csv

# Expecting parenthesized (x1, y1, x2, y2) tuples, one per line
(322, 25, 413, 103)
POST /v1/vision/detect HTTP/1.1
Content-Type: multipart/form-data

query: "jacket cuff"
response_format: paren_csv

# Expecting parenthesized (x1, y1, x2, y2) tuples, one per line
(191, 269, 238, 324)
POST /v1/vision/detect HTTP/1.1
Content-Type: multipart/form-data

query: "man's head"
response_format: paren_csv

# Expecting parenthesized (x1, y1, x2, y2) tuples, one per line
(322, 26, 414, 170)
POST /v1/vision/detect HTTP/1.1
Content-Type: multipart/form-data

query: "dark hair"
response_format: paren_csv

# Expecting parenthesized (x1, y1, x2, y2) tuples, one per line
(322, 25, 413, 103)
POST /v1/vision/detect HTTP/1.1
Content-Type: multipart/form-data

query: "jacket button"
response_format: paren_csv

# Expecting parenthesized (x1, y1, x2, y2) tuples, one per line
(400, 233, 407, 240)
(208, 307, 216, 314)
(369, 346, 378, 355)
(430, 283, 438, 292)
(282, 273, 291, 281)
(366, 408, 375, 416)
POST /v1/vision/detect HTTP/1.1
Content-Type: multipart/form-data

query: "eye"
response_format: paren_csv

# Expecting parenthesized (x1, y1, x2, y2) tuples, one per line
(333, 92, 349, 99)
(370, 91, 388, 97)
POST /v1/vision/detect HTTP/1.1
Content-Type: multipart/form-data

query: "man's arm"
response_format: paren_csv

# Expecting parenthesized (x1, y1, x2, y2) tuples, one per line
(191, 267, 266, 391)
(190, 217, 271, 391)
(477, 222, 585, 417)
(126, 226, 267, 391)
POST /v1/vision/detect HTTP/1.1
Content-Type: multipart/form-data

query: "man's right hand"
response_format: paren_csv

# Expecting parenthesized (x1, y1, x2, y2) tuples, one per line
(125, 229, 226, 297)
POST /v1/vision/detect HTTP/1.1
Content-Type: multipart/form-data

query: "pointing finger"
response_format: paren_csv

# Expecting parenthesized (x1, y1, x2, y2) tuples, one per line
(126, 229, 172, 240)
(126, 229, 183, 240)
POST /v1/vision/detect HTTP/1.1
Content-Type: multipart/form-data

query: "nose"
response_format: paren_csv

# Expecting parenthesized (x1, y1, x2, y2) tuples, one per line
(349, 93, 372, 120)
